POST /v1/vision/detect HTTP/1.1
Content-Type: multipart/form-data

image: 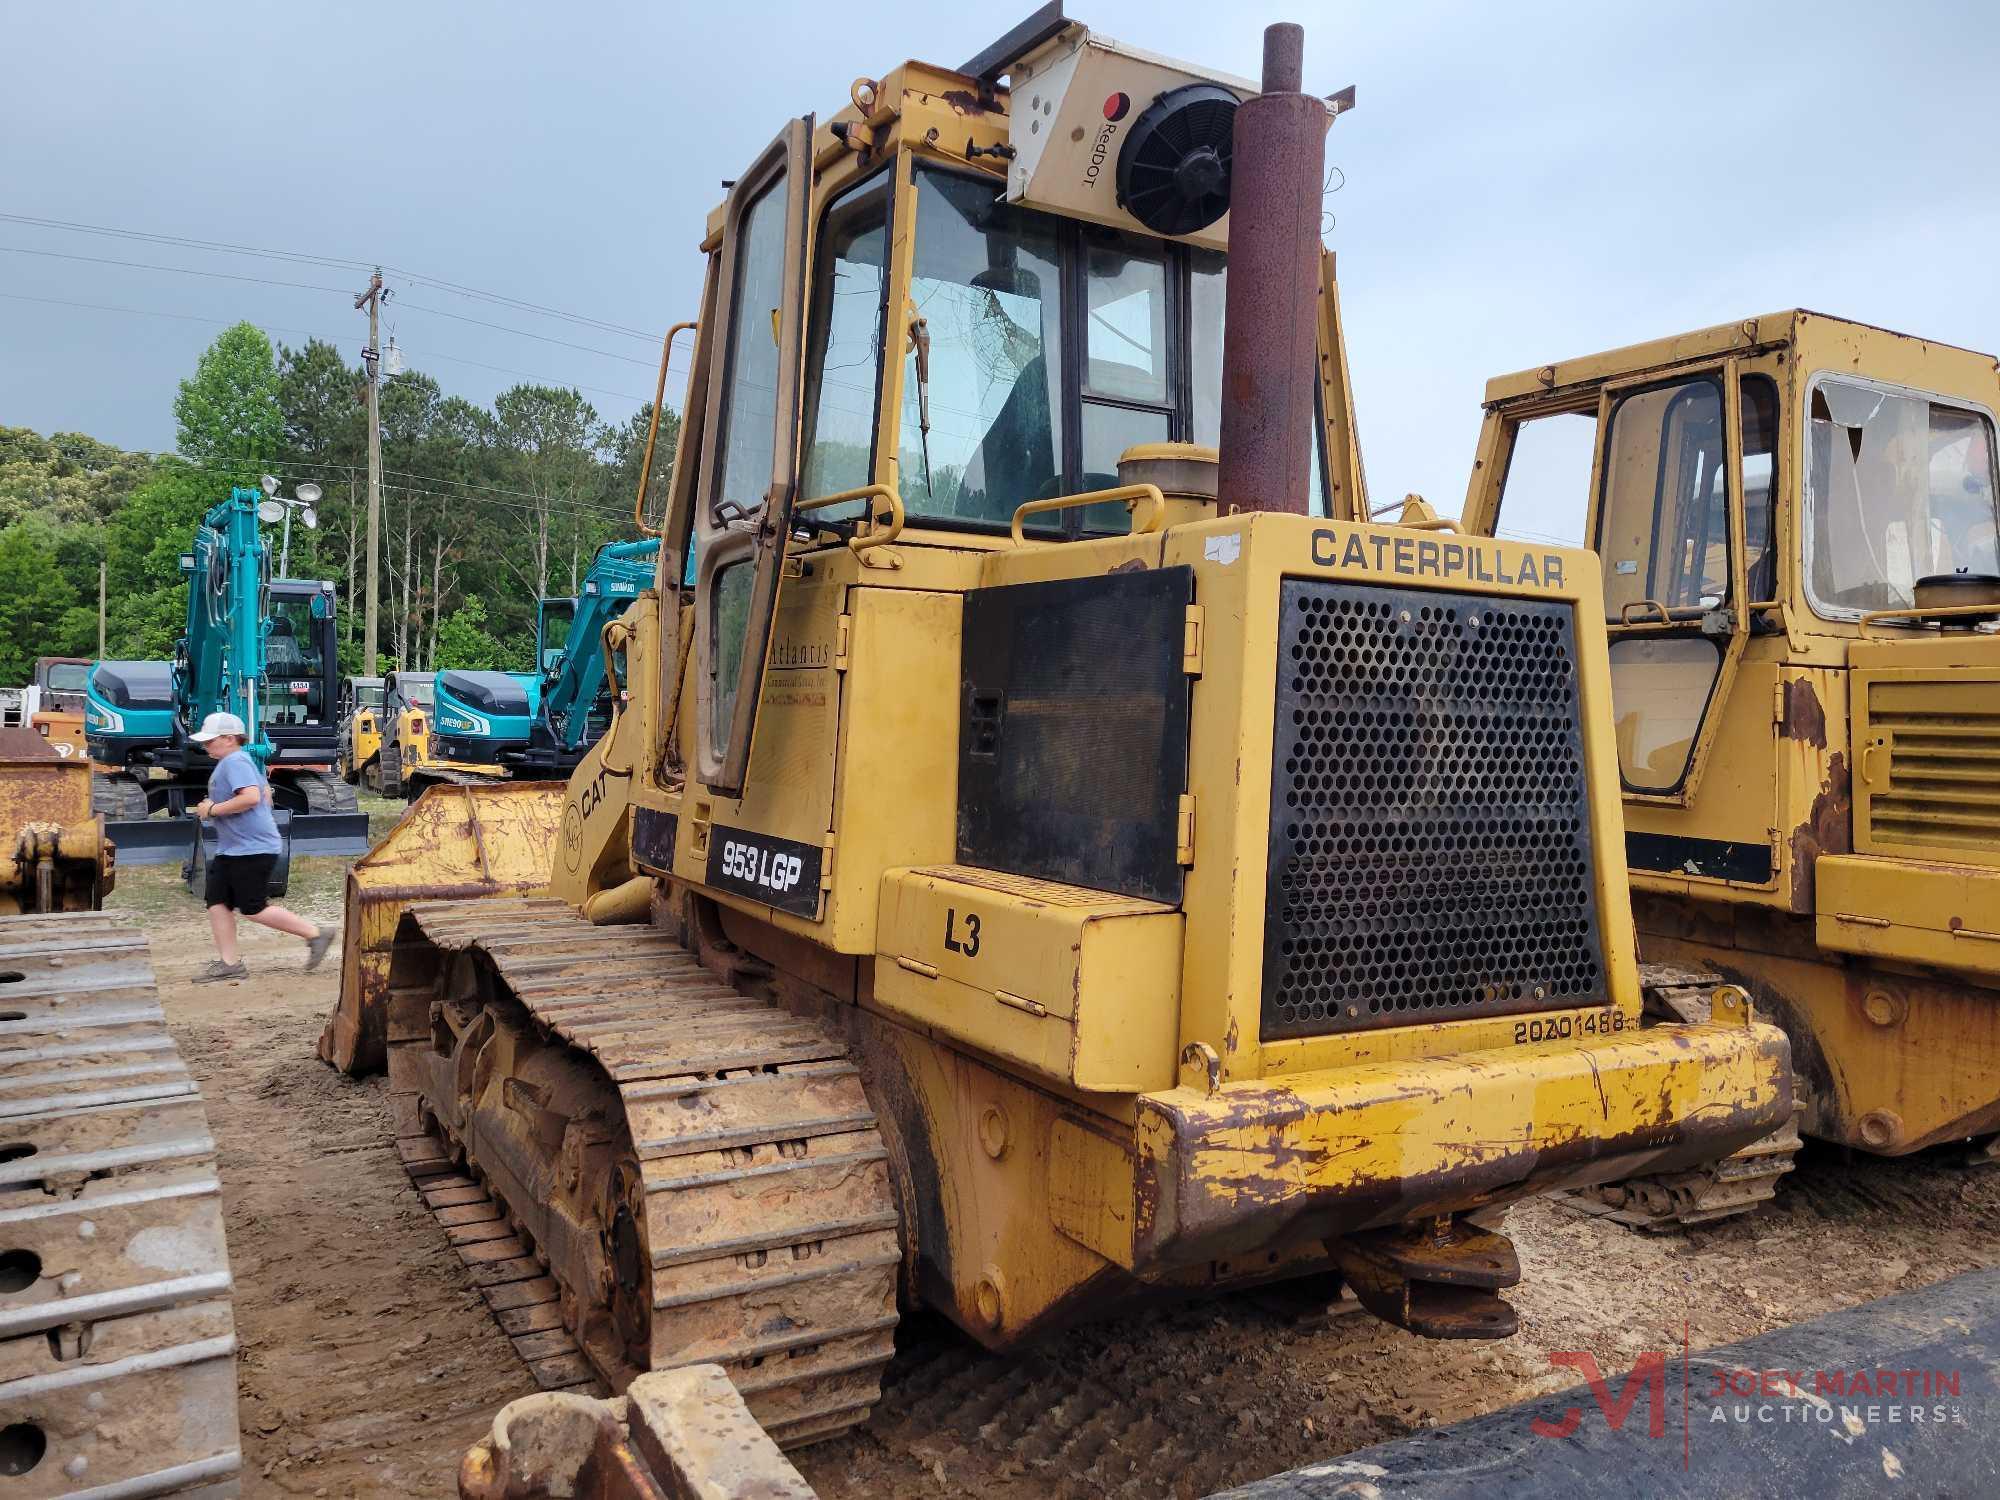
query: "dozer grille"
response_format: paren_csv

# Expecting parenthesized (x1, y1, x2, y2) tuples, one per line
(1261, 580, 1609, 1039)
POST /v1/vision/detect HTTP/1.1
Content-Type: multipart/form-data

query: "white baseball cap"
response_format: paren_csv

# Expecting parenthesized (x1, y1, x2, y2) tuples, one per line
(189, 711, 248, 743)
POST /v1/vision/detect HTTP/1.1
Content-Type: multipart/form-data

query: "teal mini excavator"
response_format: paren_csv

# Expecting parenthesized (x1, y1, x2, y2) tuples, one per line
(88, 484, 369, 874)
(422, 538, 658, 780)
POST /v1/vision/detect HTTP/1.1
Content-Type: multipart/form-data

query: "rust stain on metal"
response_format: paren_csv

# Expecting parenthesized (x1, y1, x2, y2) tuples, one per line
(1788, 752, 1852, 911)
(1780, 677, 1828, 747)
(940, 88, 995, 116)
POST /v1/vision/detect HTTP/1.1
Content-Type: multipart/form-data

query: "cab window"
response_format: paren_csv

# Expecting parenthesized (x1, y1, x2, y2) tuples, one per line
(1492, 409, 1597, 548)
(709, 178, 789, 526)
(897, 167, 1064, 527)
(1805, 376, 2000, 615)
(797, 162, 1331, 537)
(538, 600, 574, 674)
(798, 176, 890, 510)
(44, 663, 89, 695)
(1598, 377, 1729, 621)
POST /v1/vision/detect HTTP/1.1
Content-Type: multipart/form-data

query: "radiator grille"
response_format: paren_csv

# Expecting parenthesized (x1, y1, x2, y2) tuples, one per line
(1866, 680, 2000, 862)
(1261, 580, 1609, 1039)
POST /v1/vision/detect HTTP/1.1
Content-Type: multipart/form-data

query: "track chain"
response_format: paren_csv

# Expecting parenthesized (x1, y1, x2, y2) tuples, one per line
(90, 773, 151, 822)
(1556, 964, 1801, 1231)
(0, 911, 241, 1495)
(291, 768, 360, 816)
(387, 898, 901, 1450)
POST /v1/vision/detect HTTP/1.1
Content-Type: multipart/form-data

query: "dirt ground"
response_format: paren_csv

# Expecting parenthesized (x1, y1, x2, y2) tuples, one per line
(111, 841, 2000, 1498)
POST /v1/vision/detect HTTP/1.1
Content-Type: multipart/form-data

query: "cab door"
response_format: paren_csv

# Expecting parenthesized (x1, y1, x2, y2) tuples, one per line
(1590, 361, 1761, 806)
(689, 117, 813, 797)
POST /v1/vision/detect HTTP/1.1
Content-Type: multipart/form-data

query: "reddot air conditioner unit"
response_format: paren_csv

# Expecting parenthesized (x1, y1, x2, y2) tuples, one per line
(974, 17, 1344, 251)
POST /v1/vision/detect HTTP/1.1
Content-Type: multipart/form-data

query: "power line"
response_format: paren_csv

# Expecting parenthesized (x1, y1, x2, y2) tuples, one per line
(394, 299, 662, 368)
(0, 212, 371, 274)
(153, 453, 648, 530)
(394, 346, 660, 406)
(0, 245, 672, 374)
(128, 438, 658, 523)
(0, 290, 667, 407)
(0, 210, 668, 343)
(0, 288, 345, 337)
(0, 243, 353, 294)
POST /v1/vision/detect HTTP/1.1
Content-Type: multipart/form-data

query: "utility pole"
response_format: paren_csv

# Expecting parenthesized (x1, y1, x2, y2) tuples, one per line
(355, 270, 385, 675)
(97, 561, 106, 658)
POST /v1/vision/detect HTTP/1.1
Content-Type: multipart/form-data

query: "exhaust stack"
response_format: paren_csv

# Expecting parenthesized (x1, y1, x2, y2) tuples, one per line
(1216, 22, 1325, 517)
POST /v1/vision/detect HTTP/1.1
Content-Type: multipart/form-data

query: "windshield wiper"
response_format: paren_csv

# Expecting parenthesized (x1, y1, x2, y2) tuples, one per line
(908, 302, 933, 493)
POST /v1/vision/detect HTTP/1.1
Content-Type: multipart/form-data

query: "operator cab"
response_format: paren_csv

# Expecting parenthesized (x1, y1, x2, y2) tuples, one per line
(259, 581, 340, 754)
(668, 66, 1361, 796)
(538, 598, 575, 678)
(387, 673, 433, 713)
(341, 676, 385, 721)
(1463, 310, 2000, 906)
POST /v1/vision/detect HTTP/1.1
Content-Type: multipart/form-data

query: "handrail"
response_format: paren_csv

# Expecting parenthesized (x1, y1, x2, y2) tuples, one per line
(1619, 599, 1673, 626)
(794, 483, 905, 553)
(631, 321, 699, 536)
(1858, 601, 2000, 632)
(1402, 516, 1462, 533)
(1008, 484, 1168, 546)
(596, 617, 637, 776)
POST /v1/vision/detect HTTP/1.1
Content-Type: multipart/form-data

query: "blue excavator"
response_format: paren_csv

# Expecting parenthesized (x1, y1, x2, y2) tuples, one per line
(85, 484, 369, 870)
(504, 537, 658, 775)
(413, 539, 657, 789)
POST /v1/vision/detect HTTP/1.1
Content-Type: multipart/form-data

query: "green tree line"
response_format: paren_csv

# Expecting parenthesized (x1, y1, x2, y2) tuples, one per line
(0, 321, 678, 685)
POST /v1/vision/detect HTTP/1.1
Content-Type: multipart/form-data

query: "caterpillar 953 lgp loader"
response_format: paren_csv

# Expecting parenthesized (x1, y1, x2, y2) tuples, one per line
(1461, 310, 2000, 1212)
(328, 11, 1792, 1447)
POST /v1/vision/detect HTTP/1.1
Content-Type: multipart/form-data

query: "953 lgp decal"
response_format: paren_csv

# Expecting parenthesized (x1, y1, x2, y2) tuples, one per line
(706, 824, 822, 918)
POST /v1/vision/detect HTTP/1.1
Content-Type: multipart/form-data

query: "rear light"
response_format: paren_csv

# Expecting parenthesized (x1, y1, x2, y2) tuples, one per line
(410, 715, 426, 734)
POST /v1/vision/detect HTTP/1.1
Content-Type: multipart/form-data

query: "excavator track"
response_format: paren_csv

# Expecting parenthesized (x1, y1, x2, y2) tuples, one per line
(1556, 964, 1802, 1231)
(290, 767, 360, 816)
(0, 911, 241, 1497)
(385, 898, 901, 1450)
(89, 774, 151, 823)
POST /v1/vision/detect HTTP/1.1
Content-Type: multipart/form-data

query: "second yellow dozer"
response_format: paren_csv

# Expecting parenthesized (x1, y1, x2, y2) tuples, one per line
(1460, 307, 2000, 1219)
(324, 12, 1792, 1448)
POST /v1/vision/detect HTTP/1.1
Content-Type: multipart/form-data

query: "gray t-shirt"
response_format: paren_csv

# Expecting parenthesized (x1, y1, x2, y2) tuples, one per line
(207, 748, 282, 856)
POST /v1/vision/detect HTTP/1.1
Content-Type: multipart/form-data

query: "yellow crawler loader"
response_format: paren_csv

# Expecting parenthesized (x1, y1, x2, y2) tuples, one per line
(326, 12, 1792, 1449)
(1463, 309, 2000, 1213)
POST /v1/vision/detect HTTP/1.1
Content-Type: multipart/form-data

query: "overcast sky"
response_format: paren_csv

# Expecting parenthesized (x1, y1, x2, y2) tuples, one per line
(5, 1, 1997, 520)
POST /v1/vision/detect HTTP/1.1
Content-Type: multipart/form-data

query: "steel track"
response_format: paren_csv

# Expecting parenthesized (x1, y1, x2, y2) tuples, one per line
(1555, 963, 1802, 1231)
(387, 898, 901, 1449)
(0, 911, 241, 1497)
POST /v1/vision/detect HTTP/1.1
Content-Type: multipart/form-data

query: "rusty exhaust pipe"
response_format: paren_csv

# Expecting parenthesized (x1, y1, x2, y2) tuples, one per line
(1216, 22, 1325, 518)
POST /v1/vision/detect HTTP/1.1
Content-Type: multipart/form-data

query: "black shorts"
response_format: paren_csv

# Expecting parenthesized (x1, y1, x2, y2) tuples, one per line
(204, 853, 277, 915)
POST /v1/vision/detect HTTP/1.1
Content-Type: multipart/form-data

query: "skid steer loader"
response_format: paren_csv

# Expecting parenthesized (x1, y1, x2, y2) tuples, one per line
(1462, 309, 2000, 1220)
(326, 10, 1792, 1451)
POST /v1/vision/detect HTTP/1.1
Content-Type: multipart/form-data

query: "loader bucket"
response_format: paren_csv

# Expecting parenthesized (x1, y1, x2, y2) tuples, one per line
(317, 779, 565, 1074)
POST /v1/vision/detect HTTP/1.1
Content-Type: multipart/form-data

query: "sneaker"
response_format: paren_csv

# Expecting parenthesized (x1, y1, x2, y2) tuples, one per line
(304, 929, 336, 973)
(192, 959, 250, 985)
